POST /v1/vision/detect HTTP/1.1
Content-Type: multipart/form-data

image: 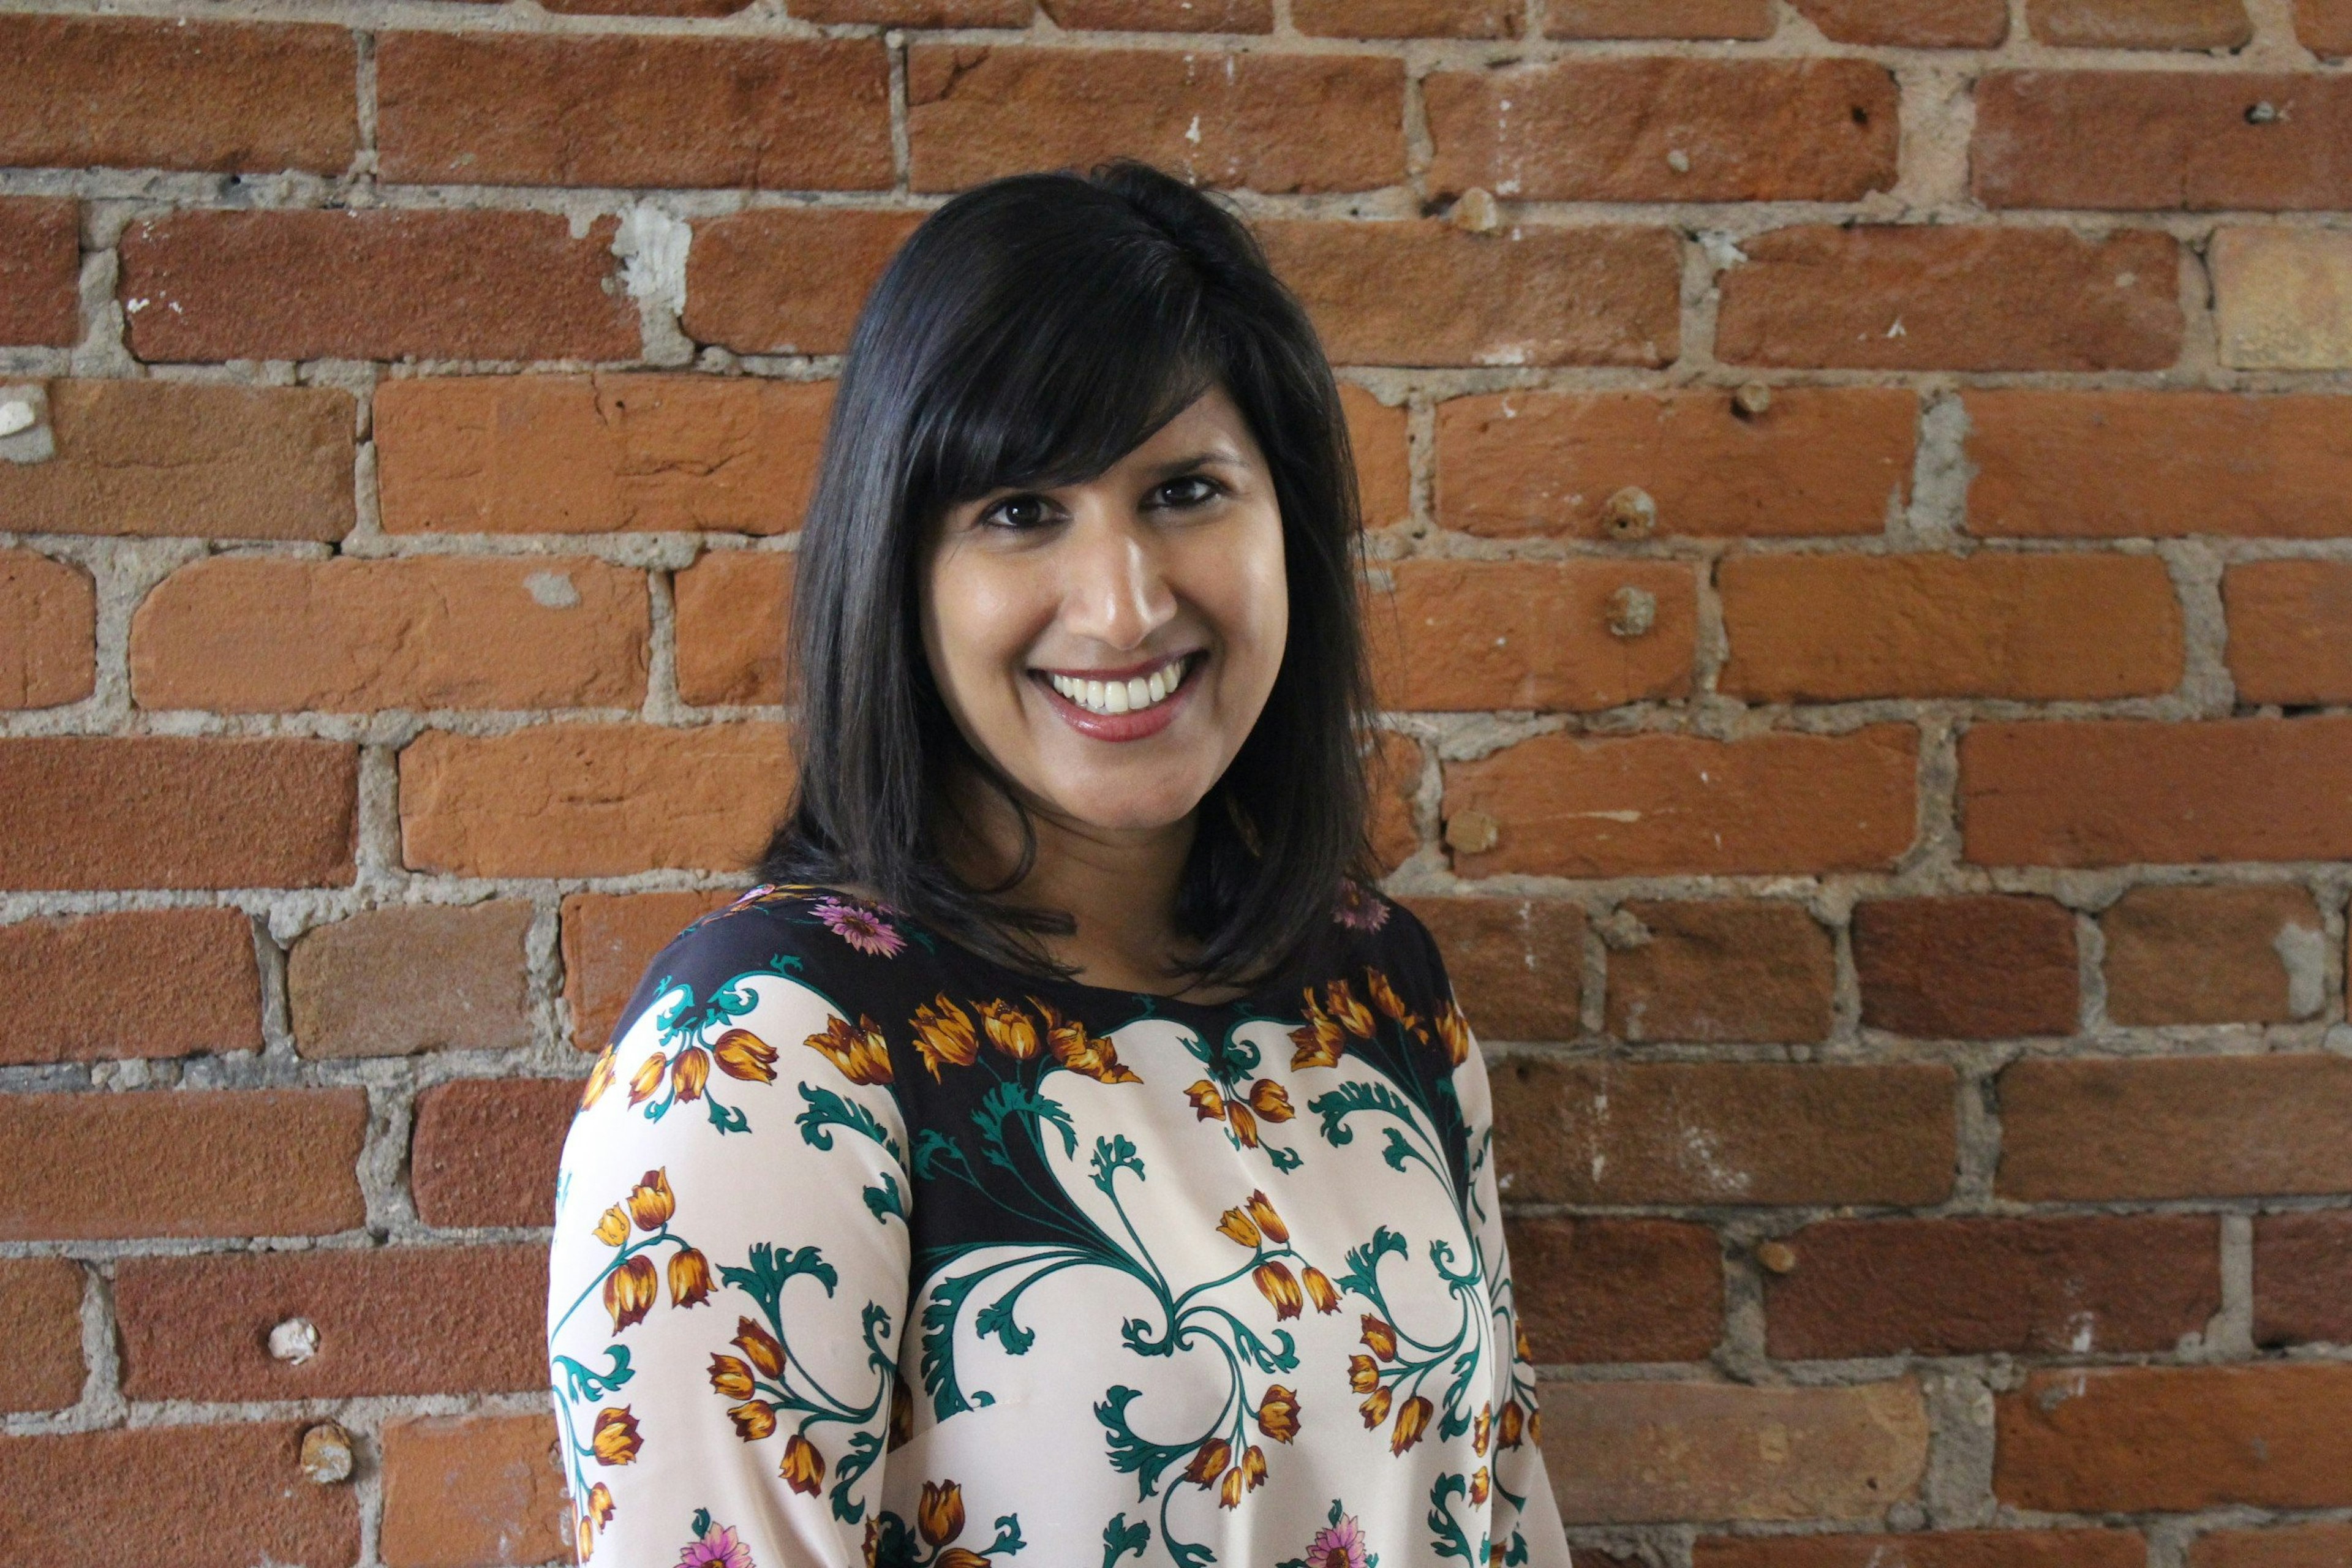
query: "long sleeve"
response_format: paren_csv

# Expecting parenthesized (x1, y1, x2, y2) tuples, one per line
(546, 915, 912, 1567)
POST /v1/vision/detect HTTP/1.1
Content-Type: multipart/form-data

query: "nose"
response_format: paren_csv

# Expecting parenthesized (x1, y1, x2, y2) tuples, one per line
(1057, 500, 1176, 652)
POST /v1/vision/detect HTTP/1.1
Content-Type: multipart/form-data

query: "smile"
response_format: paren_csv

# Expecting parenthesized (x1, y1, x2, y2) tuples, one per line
(1042, 653, 1194, 717)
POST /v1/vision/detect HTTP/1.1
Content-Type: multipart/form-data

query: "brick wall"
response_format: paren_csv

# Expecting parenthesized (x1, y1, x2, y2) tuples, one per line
(2, 0, 2350, 1562)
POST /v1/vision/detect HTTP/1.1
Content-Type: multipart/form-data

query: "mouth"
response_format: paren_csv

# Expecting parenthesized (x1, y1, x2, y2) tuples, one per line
(1029, 651, 1203, 742)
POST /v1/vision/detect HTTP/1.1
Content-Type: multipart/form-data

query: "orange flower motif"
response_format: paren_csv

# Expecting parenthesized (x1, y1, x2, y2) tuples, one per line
(591, 1406, 641, 1465)
(977, 999, 1039, 1061)
(713, 1027, 778, 1084)
(592, 1205, 630, 1247)
(889, 1378, 914, 1450)
(1242, 1444, 1268, 1491)
(1216, 1205, 1262, 1249)
(625, 1168, 675, 1231)
(1470, 1466, 1490, 1504)
(708, 1354, 756, 1400)
(1185, 1080, 1226, 1123)
(1391, 1395, 1433, 1455)
(1036, 998, 1141, 1085)
(1474, 1403, 1493, 1457)
(671, 1046, 711, 1102)
(1246, 1079, 1295, 1123)
(581, 1045, 618, 1110)
(627, 1051, 668, 1107)
(807, 1013, 894, 1085)
(913, 994, 980, 1079)
(1529, 1409, 1543, 1446)
(1183, 1436, 1231, 1488)
(1498, 1399, 1525, 1450)
(1434, 995, 1471, 1068)
(1218, 1466, 1245, 1509)
(604, 1255, 658, 1333)
(1226, 1101, 1260, 1149)
(1360, 1314, 1399, 1362)
(728, 1400, 777, 1440)
(1302, 1265, 1340, 1314)
(780, 1434, 825, 1495)
(734, 1316, 786, 1379)
(1516, 1324, 1533, 1363)
(1366, 968, 1421, 1035)
(668, 1246, 714, 1309)
(1348, 1355, 1381, 1393)
(1245, 1191, 1289, 1244)
(1256, 1384, 1301, 1442)
(1326, 979, 1376, 1039)
(1359, 1385, 1392, 1428)
(1289, 989, 1346, 1070)
(919, 1480, 966, 1547)
(937, 1551, 991, 1568)
(585, 1482, 616, 1527)
(1254, 1261, 1303, 1320)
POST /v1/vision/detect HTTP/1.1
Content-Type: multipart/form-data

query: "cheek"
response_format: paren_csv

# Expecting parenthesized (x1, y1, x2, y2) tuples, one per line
(923, 554, 1037, 707)
(1219, 513, 1289, 682)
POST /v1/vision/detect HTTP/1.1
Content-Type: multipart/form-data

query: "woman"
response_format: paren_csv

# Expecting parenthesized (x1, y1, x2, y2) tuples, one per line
(546, 159, 1570, 1568)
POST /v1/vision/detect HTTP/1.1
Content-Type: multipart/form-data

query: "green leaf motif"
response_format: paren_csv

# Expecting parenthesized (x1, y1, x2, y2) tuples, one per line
(1102, 1514, 1151, 1567)
(973, 1080, 1078, 1170)
(863, 1172, 905, 1225)
(717, 1242, 838, 1324)
(974, 1292, 1037, 1356)
(1090, 1134, 1145, 1197)
(552, 1346, 633, 1400)
(797, 1084, 898, 1160)
(1310, 1079, 1418, 1148)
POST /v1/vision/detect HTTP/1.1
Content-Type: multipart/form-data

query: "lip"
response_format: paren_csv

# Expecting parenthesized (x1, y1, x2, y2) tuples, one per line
(1030, 652, 1203, 743)
(1034, 650, 1200, 682)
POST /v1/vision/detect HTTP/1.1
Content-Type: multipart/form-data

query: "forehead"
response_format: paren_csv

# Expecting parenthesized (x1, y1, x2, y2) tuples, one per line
(1114, 385, 1261, 469)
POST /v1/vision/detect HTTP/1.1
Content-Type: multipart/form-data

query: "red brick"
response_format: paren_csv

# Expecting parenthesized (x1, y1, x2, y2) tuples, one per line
(1999, 1054, 2352, 1200)
(1700, 1532, 2144, 1568)
(0, 736, 355, 891)
(1260, 219, 1679, 368)
(1509, 1216, 1722, 1362)
(2100, 883, 2325, 1026)
(1966, 390, 2352, 540)
(0, 548, 92, 709)
(0, 16, 354, 175)
(794, 0, 1030, 20)
(130, 555, 649, 713)
(1790, 0, 2009, 45)
(1766, 1215, 2220, 1359)
(2195, 1526, 2352, 1568)
(544, 0, 755, 11)
(1341, 381, 1411, 530)
(1436, 387, 1914, 540)
(2303, 0, 2352, 53)
(377, 33, 889, 190)
(401, 722, 791, 878)
(380, 1413, 568, 1568)
(1717, 226, 2182, 372)
(2253, 1211, 2352, 1346)
(118, 209, 638, 363)
(1427, 59, 1896, 205)
(0, 1088, 366, 1240)
(0, 1258, 82, 1412)
(0, 908, 260, 1065)
(1961, 717, 2352, 867)
(0, 195, 78, 347)
(2027, 0, 2251, 47)
(0, 1422, 359, 1566)
(377, 374, 827, 537)
(676, 549, 793, 706)
(1044, 0, 1271, 28)
(1368, 729, 1422, 873)
(1370, 559, 1696, 713)
(1296, 0, 1515, 34)
(2228, 560, 2352, 704)
(117, 1243, 545, 1400)
(1545, 1378, 1928, 1524)
(1544, 0, 1774, 37)
(1605, 900, 1835, 1044)
(1720, 552, 2182, 703)
(290, 902, 533, 1059)
(1445, 725, 1918, 879)
(1997, 1365, 2352, 1512)
(1401, 895, 1585, 1042)
(907, 47, 1401, 195)
(681, 209, 919, 356)
(2212, 227, 2352, 371)
(1854, 895, 2079, 1039)
(562, 889, 735, 1051)
(1977, 73, 2352, 212)
(411, 1077, 579, 1229)
(1491, 1059, 1957, 1205)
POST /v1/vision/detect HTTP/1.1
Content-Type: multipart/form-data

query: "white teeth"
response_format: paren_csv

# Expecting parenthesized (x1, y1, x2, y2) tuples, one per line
(1047, 656, 1191, 717)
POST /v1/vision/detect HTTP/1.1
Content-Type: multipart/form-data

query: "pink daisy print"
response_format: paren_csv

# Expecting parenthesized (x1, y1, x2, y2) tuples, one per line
(811, 897, 907, 959)
(677, 1521, 754, 1568)
(1305, 1512, 1372, 1568)
(1332, 881, 1390, 932)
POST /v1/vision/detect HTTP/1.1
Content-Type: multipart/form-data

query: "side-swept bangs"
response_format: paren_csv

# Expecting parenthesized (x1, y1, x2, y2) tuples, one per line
(756, 158, 1378, 992)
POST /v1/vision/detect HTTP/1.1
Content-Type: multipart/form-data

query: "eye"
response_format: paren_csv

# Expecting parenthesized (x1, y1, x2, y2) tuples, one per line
(978, 494, 1057, 530)
(1150, 475, 1223, 510)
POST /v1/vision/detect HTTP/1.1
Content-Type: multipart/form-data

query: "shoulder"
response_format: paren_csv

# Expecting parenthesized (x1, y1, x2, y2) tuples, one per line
(1320, 880, 1477, 1069)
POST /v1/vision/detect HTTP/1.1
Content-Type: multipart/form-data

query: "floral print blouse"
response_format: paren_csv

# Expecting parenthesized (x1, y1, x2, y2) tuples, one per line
(546, 880, 1572, 1568)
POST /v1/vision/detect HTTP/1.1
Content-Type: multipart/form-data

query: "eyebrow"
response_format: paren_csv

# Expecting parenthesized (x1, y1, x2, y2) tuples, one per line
(1140, 448, 1246, 480)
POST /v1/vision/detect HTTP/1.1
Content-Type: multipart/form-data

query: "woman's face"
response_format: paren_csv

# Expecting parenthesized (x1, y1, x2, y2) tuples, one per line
(919, 383, 1289, 839)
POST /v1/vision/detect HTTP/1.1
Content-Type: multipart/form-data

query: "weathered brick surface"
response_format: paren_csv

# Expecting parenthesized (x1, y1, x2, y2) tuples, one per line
(680, 209, 919, 356)
(1999, 1055, 2352, 1200)
(1790, 0, 2009, 45)
(0, 736, 356, 891)
(1367, 729, 1422, 874)
(2212, 228, 2352, 371)
(399, 722, 792, 877)
(1491, 1059, 1957, 1205)
(130, 554, 650, 712)
(379, 1413, 570, 1568)
(1700, 1533, 2143, 1568)
(115, 1244, 547, 1399)
(289, 902, 534, 1058)
(0, 1257, 83, 1412)
(796, 0, 1030, 21)
(1444, 725, 1918, 878)
(0, 908, 261, 1065)
(1425, 59, 1896, 204)
(1046, 0, 1272, 28)
(1403, 895, 1586, 1042)
(674, 548, 794, 706)
(1853, 895, 2079, 1040)
(0, 1088, 366, 1239)
(1371, 559, 1697, 712)
(118, 209, 639, 363)
(376, 374, 829, 536)
(1544, 0, 1774, 37)
(2304, 0, 2352, 53)
(2100, 883, 2325, 1026)
(0, 547, 92, 708)
(1436, 387, 1915, 540)
(908, 47, 1403, 194)
(0, 15, 356, 175)
(2027, 0, 2251, 48)
(2193, 1526, 2352, 1568)
(1509, 1216, 1724, 1362)
(410, 1077, 579, 1228)
(1764, 1215, 2220, 1359)
(1716, 226, 2182, 372)
(0, 1422, 360, 1566)
(1997, 1365, 2352, 1512)
(2227, 560, 2352, 703)
(1295, 0, 1514, 35)
(0, 195, 79, 346)
(2252, 1211, 2352, 1346)
(1718, 552, 2183, 703)
(1342, 380, 1412, 529)
(560, 888, 736, 1051)
(1604, 900, 1836, 1044)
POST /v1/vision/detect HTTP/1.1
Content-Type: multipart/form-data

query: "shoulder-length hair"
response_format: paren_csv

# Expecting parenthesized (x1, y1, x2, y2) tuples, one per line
(755, 157, 1378, 992)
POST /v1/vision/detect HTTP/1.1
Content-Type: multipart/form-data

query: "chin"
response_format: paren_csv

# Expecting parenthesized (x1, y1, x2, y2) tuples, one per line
(1044, 774, 1215, 834)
